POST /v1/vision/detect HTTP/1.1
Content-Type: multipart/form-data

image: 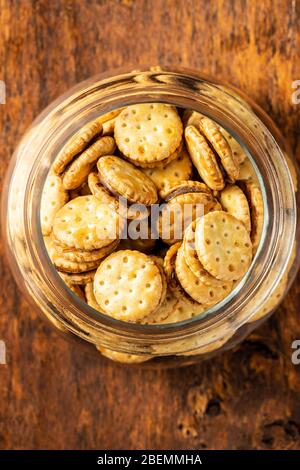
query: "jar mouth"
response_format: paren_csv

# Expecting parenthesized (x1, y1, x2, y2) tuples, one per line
(4, 67, 297, 353)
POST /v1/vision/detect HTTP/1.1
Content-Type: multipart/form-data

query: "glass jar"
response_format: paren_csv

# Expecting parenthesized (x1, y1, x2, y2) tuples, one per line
(2, 67, 299, 367)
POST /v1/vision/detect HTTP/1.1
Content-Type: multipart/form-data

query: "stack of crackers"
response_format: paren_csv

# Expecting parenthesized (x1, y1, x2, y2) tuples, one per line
(41, 103, 264, 331)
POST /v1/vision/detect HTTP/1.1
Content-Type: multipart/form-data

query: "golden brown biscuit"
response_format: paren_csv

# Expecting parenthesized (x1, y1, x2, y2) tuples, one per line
(185, 125, 225, 190)
(175, 245, 233, 305)
(93, 250, 165, 321)
(62, 136, 116, 190)
(199, 117, 239, 182)
(97, 156, 158, 205)
(115, 104, 183, 164)
(53, 118, 103, 175)
(158, 191, 215, 244)
(195, 211, 253, 281)
(53, 195, 120, 250)
(220, 184, 251, 232)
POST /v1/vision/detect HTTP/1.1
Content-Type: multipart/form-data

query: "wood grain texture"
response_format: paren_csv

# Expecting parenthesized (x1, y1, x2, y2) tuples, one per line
(1, 0, 300, 450)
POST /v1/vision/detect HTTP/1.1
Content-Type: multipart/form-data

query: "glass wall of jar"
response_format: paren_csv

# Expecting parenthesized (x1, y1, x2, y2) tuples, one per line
(2, 67, 299, 366)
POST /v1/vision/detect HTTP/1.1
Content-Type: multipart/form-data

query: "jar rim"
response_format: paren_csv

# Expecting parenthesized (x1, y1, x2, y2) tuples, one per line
(3, 67, 297, 354)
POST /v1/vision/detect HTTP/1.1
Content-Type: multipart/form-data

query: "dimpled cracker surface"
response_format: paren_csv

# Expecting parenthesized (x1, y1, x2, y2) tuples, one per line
(53, 195, 120, 250)
(93, 250, 163, 321)
(220, 185, 251, 232)
(199, 117, 239, 182)
(183, 219, 228, 287)
(220, 128, 247, 164)
(238, 157, 259, 183)
(97, 156, 158, 205)
(143, 148, 192, 196)
(142, 289, 178, 324)
(185, 125, 225, 190)
(175, 245, 233, 305)
(195, 211, 253, 281)
(160, 297, 207, 324)
(62, 136, 116, 190)
(114, 104, 183, 164)
(158, 191, 215, 244)
(52, 118, 103, 175)
(89, 171, 149, 221)
(129, 141, 183, 169)
(40, 172, 69, 236)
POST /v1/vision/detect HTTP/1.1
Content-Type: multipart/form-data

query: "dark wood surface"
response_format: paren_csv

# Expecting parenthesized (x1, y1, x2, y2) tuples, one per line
(1, 0, 300, 450)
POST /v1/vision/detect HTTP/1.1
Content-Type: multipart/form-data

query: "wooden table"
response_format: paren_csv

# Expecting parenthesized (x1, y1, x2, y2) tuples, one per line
(1, 0, 300, 450)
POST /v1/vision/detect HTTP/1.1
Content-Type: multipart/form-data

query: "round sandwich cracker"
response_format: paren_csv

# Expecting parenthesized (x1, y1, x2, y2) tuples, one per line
(185, 125, 225, 191)
(94, 250, 164, 321)
(52, 118, 103, 175)
(115, 104, 183, 164)
(220, 184, 251, 232)
(59, 270, 96, 286)
(175, 245, 233, 305)
(219, 128, 247, 164)
(199, 117, 239, 182)
(163, 242, 186, 297)
(62, 136, 116, 190)
(97, 156, 158, 205)
(89, 171, 149, 221)
(195, 211, 253, 282)
(241, 181, 264, 253)
(183, 219, 229, 287)
(53, 195, 120, 250)
(163, 180, 211, 201)
(53, 238, 119, 263)
(54, 256, 101, 274)
(88, 171, 118, 205)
